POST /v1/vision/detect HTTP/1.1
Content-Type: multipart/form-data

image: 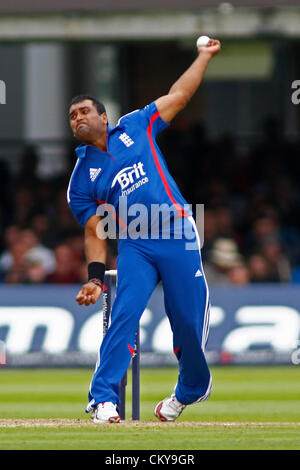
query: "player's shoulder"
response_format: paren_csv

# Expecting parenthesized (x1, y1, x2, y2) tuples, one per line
(117, 102, 158, 127)
(117, 109, 140, 126)
(69, 145, 94, 178)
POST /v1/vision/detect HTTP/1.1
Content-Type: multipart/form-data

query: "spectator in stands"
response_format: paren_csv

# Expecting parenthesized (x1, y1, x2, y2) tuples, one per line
(46, 243, 81, 284)
(23, 258, 48, 284)
(62, 229, 85, 262)
(248, 210, 281, 251)
(0, 226, 56, 282)
(260, 237, 291, 283)
(2, 240, 28, 284)
(0, 225, 21, 274)
(247, 254, 275, 283)
(203, 237, 244, 285)
(29, 213, 57, 249)
(228, 262, 250, 285)
(214, 206, 236, 239)
(21, 229, 56, 275)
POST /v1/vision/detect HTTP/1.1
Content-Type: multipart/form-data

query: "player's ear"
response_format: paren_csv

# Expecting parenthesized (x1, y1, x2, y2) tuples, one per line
(101, 112, 108, 124)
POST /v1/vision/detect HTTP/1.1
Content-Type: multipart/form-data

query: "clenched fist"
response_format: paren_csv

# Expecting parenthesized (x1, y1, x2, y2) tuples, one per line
(197, 39, 221, 58)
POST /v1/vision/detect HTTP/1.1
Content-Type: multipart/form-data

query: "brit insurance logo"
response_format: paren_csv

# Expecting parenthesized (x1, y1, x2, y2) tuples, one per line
(111, 162, 149, 196)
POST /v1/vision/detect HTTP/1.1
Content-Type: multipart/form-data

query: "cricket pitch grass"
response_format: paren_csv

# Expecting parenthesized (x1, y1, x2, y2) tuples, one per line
(0, 366, 299, 450)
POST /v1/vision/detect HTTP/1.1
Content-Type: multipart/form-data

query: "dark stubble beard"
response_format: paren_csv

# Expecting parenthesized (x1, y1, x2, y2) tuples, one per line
(74, 124, 95, 143)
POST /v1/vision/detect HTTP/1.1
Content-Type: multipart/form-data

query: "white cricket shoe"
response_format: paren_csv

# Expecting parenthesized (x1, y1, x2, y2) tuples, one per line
(154, 393, 186, 422)
(90, 402, 121, 424)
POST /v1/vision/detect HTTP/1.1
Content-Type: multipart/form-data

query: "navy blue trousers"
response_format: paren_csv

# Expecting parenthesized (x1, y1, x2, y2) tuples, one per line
(87, 217, 212, 408)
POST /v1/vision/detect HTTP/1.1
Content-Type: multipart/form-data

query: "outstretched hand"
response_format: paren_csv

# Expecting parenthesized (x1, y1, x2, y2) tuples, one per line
(76, 282, 102, 306)
(197, 39, 221, 57)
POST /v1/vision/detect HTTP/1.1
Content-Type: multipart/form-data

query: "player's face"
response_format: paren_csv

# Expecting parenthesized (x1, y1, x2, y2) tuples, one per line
(69, 100, 108, 143)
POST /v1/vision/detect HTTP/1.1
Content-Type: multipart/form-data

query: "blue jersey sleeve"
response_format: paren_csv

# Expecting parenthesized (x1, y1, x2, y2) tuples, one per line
(67, 159, 98, 227)
(121, 101, 169, 137)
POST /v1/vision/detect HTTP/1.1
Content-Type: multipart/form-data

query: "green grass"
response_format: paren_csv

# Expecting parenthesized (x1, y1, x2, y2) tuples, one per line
(0, 366, 299, 450)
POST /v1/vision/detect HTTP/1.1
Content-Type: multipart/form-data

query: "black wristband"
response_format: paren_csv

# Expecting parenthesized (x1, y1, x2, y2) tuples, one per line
(88, 262, 105, 284)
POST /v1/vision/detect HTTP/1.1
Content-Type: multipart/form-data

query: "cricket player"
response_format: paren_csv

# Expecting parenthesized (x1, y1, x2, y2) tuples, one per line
(67, 39, 221, 423)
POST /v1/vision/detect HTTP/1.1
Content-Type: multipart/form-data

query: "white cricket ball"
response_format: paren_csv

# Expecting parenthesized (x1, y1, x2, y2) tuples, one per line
(196, 35, 211, 48)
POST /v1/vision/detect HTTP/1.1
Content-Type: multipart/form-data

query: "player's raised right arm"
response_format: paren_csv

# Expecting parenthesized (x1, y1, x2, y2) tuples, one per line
(76, 214, 107, 306)
(155, 39, 221, 123)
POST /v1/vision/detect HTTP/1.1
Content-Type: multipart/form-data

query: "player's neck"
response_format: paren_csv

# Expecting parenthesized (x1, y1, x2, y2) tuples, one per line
(91, 133, 108, 152)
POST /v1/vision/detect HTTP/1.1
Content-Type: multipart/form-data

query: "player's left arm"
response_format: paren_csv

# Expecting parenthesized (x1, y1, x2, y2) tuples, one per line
(155, 39, 221, 123)
(76, 214, 107, 306)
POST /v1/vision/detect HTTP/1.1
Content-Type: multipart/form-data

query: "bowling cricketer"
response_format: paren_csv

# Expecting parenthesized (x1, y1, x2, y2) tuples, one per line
(67, 38, 221, 423)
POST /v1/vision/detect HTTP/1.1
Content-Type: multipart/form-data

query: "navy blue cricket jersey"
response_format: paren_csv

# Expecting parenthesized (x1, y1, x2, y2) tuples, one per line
(67, 101, 192, 235)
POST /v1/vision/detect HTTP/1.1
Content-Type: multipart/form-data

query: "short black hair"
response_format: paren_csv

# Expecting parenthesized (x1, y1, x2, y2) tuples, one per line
(69, 94, 106, 115)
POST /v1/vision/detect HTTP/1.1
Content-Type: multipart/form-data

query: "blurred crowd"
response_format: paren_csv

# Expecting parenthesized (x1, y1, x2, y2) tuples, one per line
(0, 115, 300, 285)
(0, 144, 118, 285)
